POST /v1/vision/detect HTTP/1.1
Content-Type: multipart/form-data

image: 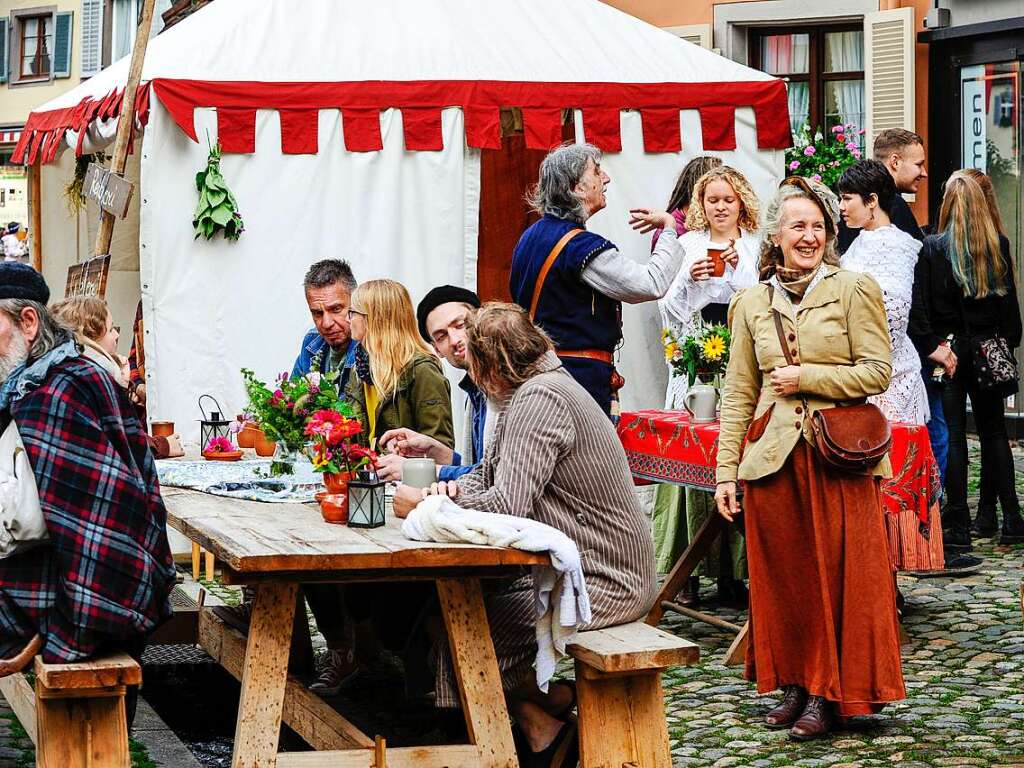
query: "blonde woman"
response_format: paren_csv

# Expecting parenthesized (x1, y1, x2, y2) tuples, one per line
(656, 165, 761, 606)
(50, 296, 127, 387)
(344, 279, 454, 450)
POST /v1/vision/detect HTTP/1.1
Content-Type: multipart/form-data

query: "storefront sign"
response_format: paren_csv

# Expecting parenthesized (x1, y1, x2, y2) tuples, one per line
(960, 65, 987, 172)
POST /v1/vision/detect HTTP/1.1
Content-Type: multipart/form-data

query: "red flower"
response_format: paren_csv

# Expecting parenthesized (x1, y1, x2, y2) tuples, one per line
(836, 132, 845, 142)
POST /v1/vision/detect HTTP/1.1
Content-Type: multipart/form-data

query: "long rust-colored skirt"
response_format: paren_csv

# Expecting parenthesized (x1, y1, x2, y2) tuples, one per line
(743, 441, 906, 717)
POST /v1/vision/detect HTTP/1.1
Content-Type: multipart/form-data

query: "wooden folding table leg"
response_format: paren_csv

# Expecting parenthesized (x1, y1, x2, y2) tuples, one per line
(646, 512, 726, 625)
(192, 542, 201, 581)
(231, 581, 298, 768)
(436, 578, 517, 768)
(723, 620, 749, 667)
(205, 550, 215, 581)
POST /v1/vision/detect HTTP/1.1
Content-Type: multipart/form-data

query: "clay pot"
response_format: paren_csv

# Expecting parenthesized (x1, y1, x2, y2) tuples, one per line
(237, 422, 260, 449)
(202, 449, 243, 462)
(253, 429, 277, 457)
(319, 493, 349, 524)
(151, 421, 175, 438)
(323, 471, 355, 495)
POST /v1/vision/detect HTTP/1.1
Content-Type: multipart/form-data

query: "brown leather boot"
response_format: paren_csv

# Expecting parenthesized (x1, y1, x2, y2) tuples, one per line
(790, 695, 833, 741)
(764, 685, 807, 729)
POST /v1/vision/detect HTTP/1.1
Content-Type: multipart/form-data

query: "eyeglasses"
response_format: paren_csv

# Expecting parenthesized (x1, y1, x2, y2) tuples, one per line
(109, 325, 120, 335)
(346, 309, 366, 320)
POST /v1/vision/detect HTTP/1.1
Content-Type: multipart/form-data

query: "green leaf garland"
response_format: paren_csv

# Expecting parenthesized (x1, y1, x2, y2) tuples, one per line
(193, 142, 244, 241)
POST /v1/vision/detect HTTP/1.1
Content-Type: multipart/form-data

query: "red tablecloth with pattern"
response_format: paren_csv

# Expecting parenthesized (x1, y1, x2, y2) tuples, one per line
(618, 409, 945, 570)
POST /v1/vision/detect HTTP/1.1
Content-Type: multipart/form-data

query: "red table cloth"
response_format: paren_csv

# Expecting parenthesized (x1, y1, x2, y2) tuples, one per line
(618, 409, 944, 571)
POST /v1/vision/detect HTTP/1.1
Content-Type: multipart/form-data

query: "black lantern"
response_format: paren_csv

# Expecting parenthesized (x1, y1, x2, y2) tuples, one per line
(347, 469, 386, 528)
(198, 394, 232, 451)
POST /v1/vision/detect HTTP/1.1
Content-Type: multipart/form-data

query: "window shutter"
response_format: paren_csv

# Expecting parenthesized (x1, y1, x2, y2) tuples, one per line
(80, 0, 103, 77)
(864, 7, 915, 146)
(0, 18, 8, 84)
(53, 11, 73, 78)
(662, 24, 712, 49)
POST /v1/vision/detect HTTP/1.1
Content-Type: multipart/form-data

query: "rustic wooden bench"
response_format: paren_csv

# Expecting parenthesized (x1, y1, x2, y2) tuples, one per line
(567, 621, 699, 768)
(0, 652, 140, 768)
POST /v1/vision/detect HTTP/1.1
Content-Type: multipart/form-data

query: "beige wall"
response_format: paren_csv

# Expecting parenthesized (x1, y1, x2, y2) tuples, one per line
(0, 0, 85, 126)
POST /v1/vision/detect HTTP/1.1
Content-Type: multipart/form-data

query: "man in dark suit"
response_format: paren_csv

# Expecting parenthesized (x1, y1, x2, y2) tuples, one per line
(838, 128, 927, 253)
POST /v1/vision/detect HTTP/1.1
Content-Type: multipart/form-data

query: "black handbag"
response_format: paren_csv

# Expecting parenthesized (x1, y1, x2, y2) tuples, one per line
(957, 296, 1019, 396)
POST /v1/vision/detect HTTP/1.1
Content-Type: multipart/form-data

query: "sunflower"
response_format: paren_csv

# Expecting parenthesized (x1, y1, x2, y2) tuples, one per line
(664, 343, 678, 362)
(702, 335, 726, 361)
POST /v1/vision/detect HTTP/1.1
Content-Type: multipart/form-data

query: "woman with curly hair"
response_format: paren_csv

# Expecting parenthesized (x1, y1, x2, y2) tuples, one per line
(657, 165, 761, 606)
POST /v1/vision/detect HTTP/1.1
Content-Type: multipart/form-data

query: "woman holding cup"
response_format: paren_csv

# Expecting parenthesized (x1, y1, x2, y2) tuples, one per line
(658, 165, 761, 606)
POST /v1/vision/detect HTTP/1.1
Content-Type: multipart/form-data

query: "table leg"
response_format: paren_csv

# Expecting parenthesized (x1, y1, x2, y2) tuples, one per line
(231, 581, 297, 768)
(646, 512, 726, 626)
(191, 542, 201, 581)
(723, 620, 749, 667)
(436, 578, 517, 768)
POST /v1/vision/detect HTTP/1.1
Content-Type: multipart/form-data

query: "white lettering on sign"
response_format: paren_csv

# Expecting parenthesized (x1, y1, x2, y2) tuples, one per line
(960, 66, 987, 172)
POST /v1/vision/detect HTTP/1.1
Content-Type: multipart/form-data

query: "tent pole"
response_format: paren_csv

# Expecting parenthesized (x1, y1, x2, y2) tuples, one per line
(29, 163, 42, 273)
(92, 0, 157, 258)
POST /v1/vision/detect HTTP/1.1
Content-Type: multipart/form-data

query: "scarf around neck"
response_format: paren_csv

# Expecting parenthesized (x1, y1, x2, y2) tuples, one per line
(775, 264, 822, 298)
(0, 336, 79, 410)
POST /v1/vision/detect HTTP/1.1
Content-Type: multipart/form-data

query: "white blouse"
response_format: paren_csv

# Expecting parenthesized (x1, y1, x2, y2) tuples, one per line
(659, 229, 761, 409)
(840, 224, 929, 425)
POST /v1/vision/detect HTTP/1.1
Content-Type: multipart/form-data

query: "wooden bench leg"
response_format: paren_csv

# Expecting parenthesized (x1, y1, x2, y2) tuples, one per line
(205, 550, 215, 582)
(192, 541, 201, 581)
(231, 581, 297, 768)
(35, 682, 130, 768)
(575, 663, 672, 768)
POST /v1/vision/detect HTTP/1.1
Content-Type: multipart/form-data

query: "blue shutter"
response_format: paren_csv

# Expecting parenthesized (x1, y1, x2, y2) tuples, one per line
(0, 18, 9, 84)
(53, 12, 73, 78)
(80, 0, 103, 77)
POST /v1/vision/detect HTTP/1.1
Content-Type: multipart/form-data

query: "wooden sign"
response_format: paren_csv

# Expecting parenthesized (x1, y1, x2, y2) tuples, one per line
(83, 163, 135, 219)
(65, 255, 111, 298)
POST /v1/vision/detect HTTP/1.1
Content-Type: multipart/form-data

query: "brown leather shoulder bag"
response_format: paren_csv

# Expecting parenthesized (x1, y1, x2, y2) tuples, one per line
(767, 284, 891, 473)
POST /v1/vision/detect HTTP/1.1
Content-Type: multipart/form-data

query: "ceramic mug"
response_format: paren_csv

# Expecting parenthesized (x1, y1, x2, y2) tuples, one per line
(707, 243, 728, 277)
(402, 458, 437, 489)
(684, 384, 719, 423)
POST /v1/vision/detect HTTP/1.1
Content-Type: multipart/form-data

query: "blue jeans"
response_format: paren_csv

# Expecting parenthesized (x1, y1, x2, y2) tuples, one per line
(926, 382, 949, 486)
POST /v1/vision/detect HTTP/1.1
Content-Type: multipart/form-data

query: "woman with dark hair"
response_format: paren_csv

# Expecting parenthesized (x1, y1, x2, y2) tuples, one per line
(838, 159, 929, 425)
(650, 155, 723, 250)
(716, 178, 905, 740)
(910, 172, 1024, 549)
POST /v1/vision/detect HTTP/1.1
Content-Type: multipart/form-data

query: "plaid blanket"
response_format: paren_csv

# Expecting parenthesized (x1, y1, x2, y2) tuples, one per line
(0, 357, 175, 662)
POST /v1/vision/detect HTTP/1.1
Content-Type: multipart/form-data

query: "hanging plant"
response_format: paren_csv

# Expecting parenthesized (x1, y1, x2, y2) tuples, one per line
(193, 142, 244, 241)
(62, 152, 107, 215)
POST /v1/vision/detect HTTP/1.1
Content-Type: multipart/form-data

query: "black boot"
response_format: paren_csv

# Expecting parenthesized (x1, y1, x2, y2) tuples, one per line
(998, 508, 1024, 546)
(943, 525, 973, 552)
(971, 504, 999, 538)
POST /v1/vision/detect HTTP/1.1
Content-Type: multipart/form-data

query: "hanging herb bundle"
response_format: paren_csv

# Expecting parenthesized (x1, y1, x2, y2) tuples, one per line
(193, 142, 244, 241)
(62, 152, 107, 215)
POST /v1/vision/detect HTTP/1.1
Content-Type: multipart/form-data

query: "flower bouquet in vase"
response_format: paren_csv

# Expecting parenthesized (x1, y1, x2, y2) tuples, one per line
(663, 324, 731, 422)
(241, 368, 350, 476)
(305, 409, 377, 523)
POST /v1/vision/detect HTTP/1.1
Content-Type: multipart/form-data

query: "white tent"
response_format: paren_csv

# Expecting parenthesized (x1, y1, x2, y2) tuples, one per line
(16, 0, 789, 441)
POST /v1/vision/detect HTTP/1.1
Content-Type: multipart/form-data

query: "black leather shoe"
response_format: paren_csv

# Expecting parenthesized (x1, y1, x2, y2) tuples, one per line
(790, 696, 833, 741)
(971, 504, 999, 538)
(999, 510, 1024, 545)
(943, 526, 973, 552)
(765, 685, 807, 729)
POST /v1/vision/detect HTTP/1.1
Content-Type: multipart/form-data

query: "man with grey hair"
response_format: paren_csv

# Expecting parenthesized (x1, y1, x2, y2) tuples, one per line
(292, 258, 359, 390)
(510, 142, 681, 415)
(0, 263, 174, 723)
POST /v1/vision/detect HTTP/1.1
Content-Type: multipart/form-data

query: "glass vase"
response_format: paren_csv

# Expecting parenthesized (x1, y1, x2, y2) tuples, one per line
(269, 443, 299, 477)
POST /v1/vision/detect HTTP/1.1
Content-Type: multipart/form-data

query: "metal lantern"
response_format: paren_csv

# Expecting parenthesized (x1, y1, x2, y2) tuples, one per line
(347, 469, 386, 528)
(198, 394, 232, 451)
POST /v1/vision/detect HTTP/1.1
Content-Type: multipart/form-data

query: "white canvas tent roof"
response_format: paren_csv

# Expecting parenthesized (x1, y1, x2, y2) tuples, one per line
(19, 0, 788, 440)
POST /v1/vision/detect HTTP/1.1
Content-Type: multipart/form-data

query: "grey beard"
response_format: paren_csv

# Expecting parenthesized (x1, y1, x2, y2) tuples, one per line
(0, 330, 30, 385)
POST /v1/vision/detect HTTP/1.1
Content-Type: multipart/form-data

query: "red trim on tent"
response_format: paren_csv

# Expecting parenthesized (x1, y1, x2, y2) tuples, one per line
(217, 108, 256, 153)
(11, 83, 152, 165)
(280, 109, 319, 154)
(14, 77, 790, 164)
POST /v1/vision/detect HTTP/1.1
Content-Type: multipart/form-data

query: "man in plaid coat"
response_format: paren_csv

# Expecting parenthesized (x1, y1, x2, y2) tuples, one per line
(0, 264, 175, 666)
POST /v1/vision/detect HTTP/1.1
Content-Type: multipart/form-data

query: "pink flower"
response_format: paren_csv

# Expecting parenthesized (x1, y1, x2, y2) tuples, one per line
(831, 125, 844, 134)
(812, 174, 823, 182)
(789, 160, 800, 170)
(205, 436, 234, 453)
(803, 146, 816, 156)
(852, 149, 862, 159)
(859, 129, 866, 135)
(846, 142, 858, 152)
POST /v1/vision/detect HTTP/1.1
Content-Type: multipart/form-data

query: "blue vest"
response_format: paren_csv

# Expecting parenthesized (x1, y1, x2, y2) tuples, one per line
(510, 215, 619, 414)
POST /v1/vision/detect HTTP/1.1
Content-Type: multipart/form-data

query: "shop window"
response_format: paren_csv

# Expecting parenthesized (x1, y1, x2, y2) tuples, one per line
(18, 14, 52, 80)
(751, 25, 865, 146)
(5, 8, 73, 85)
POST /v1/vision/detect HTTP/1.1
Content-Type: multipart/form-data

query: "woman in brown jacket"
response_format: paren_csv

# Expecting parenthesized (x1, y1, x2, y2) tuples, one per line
(714, 179, 905, 740)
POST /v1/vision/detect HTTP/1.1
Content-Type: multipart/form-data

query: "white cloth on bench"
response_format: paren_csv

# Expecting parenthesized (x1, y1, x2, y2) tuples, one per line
(402, 494, 591, 692)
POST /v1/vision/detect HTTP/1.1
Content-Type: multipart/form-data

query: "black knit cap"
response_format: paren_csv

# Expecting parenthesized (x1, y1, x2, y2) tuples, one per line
(0, 263, 49, 304)
(416, 285, 481, 341)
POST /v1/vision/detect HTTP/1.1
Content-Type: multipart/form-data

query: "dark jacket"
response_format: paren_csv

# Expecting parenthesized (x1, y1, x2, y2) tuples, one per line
(908, 234, 1021, 367)
(291, 331, 357, 391)
(345, 353, 455, 450)
(839, 194, 923, 254)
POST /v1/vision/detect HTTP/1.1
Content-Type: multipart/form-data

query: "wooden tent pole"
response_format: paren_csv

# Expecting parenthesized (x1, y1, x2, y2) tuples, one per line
(29, 164, 42, 272)
(92, 0, 157, 258)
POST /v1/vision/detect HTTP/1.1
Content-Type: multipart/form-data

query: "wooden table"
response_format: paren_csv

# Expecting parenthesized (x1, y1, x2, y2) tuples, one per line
(162, 487, 548, 768)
